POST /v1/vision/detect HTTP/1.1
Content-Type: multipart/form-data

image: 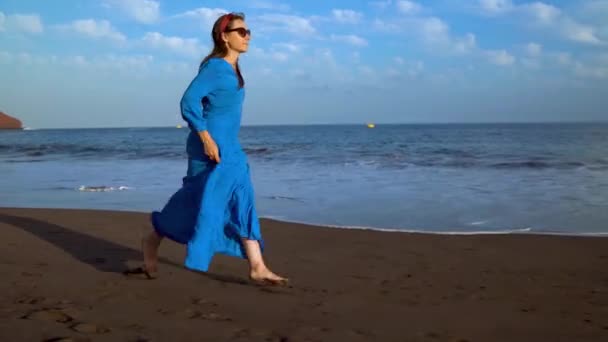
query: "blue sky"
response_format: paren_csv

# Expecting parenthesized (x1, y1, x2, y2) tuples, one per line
(1, 0, 607, 128)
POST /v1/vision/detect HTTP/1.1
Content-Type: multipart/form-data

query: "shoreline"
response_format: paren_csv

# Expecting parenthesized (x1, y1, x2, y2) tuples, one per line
(1, 207, 607, 341)
(3, 206, 608, 237)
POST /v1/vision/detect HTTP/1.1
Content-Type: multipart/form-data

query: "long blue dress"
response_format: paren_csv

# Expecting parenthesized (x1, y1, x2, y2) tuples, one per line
(151, 57, 263, 272)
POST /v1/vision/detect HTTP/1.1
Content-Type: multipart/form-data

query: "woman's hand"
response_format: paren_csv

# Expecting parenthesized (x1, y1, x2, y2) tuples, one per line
(199, 131, 221, 163)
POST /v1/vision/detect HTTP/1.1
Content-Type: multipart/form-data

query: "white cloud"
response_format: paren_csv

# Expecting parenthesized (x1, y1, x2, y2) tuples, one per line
(250, 1, 290, 11)
(521, 3, 603, 45)
(574, 62, 608, 79)
(417, 17, 449, 42)
(374, 15, 477, 55)
(582, 0, 608, 12)
(162, 61, 190, 73)
(370, 0, 393, 10)
(478, 0, 514, 15)
(372, 18, 400, 31)
(415, 17, 477, 54)
(0, 52, 146, 68)
(95, 54, 154, 69)
(485, 49, 515, 66)
(15, 52, 34, 64)
(0, 51, 11, 63)
(142, 32, 204, 57)
(272, 42, 301, 52)
(552, 52, 572, 65)
(62, 19, 126, 42)
(521, 58, 541, 69)
(453, 33, 477, 54)
(522, 2, 561, 24)
(526, 42, 542, 56)
(104, 0, 160, 24)
(11, 14, 43, 33)
(257, 14, 316, 36)
(539, 50, 608, 79)
(358, 65, 374, 75)
(271, 52, 289, 62)
(408, 60, 425, 75)
(332, 9, 363, 24)
(596, 52, 608, 64)
(390, 59, 425, 77)
(480, 1, 604, 45)
(173, 7, 228, 32)
(321, 49, 337, 67)
(580, 0, 608, 24)
(65, 55, 89, 67)
(330, 34, 368, 47)
(58, 54, 154, 70)
(560, 18, 603, 45)
(258, 67, 273, 76)
(0, 12, 44, 33)
(251, 47, 290, 62)
(397, 1, 422, 15)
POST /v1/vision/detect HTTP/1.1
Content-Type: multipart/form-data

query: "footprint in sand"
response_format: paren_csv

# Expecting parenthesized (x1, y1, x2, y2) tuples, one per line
(348, 329, 375, 338)
(191, 297, 218, 307)
(15, 296, 74, 307)
(124, 323, 145, 332)
(22, 309, 73, 323)
(43, 337, 91, 342)
(14, 295, 45, 305)
(70, 322, 110, 334)
(231, 328, 287, 341)
(200, 312, 232, 321)
(258, 286, 291, 294)
(158, 306, 232, 322)
(424, 332, 441, 339)
(181, 308, 232, 321)
(22, 307, 107, 335)
(21, 271, 43, 277)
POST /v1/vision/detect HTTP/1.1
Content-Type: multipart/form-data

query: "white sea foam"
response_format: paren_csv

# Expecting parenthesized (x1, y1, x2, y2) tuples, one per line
(78, 185, 133, 192)
(260, 216, 538, 235)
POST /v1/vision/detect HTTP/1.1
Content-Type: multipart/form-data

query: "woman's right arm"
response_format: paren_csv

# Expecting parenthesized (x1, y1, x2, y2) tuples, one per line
(180, 66, 221, 163)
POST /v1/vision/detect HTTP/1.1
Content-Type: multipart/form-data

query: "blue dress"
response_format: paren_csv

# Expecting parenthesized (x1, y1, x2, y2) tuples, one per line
(151, 57, 263, 272)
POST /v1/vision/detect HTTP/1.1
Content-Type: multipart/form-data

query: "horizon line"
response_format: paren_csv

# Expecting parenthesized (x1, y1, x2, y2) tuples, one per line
(12, 120, 608, 130)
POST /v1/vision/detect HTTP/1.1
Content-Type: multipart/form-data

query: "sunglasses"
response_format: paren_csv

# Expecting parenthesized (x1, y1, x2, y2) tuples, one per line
(225, 27, 251, 38)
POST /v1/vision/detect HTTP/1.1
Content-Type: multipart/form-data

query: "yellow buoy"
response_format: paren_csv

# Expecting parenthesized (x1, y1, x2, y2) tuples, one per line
(176, 124, 183, 129)
(367, 123, 375, 128)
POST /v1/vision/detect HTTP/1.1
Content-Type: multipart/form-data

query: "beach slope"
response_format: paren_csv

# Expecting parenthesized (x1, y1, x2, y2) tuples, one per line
(0, 207, 607, 341)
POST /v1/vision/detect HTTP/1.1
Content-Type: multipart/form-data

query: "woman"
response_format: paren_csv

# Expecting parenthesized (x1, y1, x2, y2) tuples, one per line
(128, 12, 287, 285)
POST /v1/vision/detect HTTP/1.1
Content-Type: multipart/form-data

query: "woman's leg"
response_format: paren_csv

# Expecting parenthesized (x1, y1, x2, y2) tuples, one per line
(241, 238, 288, 284)
(142, 227, 163, 273)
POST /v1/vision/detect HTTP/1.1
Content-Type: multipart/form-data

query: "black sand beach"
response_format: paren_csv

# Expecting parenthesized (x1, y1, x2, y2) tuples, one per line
(1, 207, 607, 341)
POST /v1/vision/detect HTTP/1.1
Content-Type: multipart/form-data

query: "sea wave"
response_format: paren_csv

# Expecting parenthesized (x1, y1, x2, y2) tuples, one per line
(78, 185, 134, 192)
(1, 141, 606, 171)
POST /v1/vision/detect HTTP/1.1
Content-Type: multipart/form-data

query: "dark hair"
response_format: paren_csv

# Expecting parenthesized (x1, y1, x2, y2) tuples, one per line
(200, 12, 246, 88)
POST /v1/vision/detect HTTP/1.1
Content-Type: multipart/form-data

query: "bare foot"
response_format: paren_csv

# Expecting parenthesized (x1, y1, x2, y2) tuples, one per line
(142, 229, 162, 273)
(250, 267, 289, 286)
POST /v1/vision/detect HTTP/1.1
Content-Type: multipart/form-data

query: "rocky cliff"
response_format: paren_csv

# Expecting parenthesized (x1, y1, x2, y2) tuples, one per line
(0, 112, 23, 129)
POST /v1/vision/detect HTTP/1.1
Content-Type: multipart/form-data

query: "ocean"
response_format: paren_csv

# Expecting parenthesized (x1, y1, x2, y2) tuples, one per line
(1, 123, 607, 235)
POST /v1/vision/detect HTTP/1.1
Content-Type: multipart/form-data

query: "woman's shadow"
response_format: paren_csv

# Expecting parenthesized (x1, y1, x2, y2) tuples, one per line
(0, 212, 252, 286)
(0, 212, 181, 273)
